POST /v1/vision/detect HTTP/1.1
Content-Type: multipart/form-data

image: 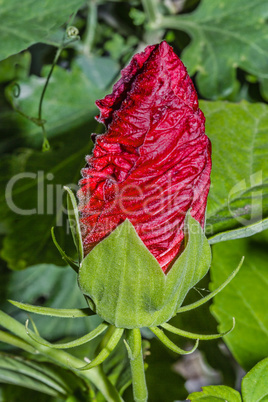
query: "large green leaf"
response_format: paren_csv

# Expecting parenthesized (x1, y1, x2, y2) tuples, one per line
(144, 338, 187, 402)
(0, 128, 91, 270)
(0, 52, 31, 84)
(160, 0, 268, 98)
(0, 385, 55, 402)
(260, 78, 268, 102)
(0, 55, 118, 270)
(187, 358, 268, 401)
(0, 264, 101, 340)
(241, 357, 268, 402)
(0, 0, 85, 61)
(202, 100, 268, 237)
(75, 55, 120, 91)
(187, 385, 242, 402)
(210, 236, 268, 371)
(0, 353, 89, 399)
(208, 218, 268, 245)
(6, 58, 118, 146)
(0, 52, 32, 154)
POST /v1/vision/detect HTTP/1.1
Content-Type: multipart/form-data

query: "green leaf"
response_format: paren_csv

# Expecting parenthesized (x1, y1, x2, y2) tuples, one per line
(0, 0, 85, 61)
(0, 331, 37, 355)
(160, 1, 268, 98)
(210, 237, 268, 371)
(0, 128, 92, 270)
(241, 358, 268, 402)
(202, 100, 268, 237)
(78, 213, 211, 328)
(6, 59, 118, 146)
(0, 385, 55, 402)
(0, 264, 101, 341)
(187, 385, 242, 402)
(0, 52, 31, 84)
(208, 217, 268, 245)
(145, 338, 187, 402)
(0, 353, 89, 398)
(75, 55, 119, 90)
(1, 54, 118, 269)
(260, 78, 268, 102)
(0, 310, 122, 402)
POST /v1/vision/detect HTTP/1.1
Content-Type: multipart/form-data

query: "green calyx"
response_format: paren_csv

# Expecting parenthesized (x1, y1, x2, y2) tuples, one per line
(78, 213, 212, 329)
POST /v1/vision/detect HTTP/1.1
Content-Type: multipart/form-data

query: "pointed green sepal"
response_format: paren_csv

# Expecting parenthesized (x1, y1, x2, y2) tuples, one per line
(51, 227, 79, 272)
(150, 326, 199, 355)
(25, 320, 108, 349)
(64, 186, 84, 264)
(78, 213, 211, 328)
(176, 257, 244, 314)
(9, 300, 95, 318)
(161, 317, 235, 340)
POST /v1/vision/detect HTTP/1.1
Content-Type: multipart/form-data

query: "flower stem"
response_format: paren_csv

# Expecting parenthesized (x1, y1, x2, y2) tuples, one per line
(37, 8, 80, 151)
(38, 33, 79, 152)
(141, 0, 161, 26)
(126, 329, 148, 402)
(37, 45, 62, 151)
(141, 0, 164, 45)
(83, 0, 97, 55)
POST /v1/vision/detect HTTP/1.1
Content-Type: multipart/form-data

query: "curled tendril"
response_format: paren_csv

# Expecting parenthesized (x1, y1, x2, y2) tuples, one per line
(66, 25, 79, 39)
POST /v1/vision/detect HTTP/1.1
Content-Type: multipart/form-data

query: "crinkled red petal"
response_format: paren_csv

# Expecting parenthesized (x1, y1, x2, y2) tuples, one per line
(78, 41, 211, 273)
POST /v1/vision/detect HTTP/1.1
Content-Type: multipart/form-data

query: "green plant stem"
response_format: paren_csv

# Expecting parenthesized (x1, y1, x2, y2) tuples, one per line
(141, 0, 161, 26)
(141, 0, 164, 45)
(38, 47, 61, 123)
(0, 310, 122, 402)
(126, 329, 148, 402)
(38, 35, 79, 151)
(38, 45, 62, 151)
(83, 0, 97, 55)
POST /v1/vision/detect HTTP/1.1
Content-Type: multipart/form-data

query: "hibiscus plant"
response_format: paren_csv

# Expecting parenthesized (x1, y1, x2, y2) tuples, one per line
(0, 1, 268, 402)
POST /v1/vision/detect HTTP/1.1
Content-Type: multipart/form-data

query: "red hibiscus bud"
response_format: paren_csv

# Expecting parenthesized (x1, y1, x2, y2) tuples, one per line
(78, 41, 211, 273)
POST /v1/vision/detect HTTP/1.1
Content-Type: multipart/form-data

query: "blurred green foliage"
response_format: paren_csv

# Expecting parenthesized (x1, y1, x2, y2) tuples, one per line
(0, 0, 267, 401)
